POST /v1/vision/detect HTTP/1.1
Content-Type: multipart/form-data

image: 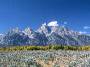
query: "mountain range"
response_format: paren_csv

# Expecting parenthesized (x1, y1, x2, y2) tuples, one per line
(0, 21, 90, 47)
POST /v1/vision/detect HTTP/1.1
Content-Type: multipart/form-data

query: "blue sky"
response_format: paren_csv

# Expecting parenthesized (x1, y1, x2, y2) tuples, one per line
(0, 0, 90, 34)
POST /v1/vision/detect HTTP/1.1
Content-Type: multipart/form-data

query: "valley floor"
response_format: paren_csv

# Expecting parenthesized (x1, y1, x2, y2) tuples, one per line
(0, 50, 90, 67)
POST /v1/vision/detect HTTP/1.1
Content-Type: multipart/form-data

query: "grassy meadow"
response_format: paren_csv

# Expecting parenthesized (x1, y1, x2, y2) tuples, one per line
(0, 45, 90, 67)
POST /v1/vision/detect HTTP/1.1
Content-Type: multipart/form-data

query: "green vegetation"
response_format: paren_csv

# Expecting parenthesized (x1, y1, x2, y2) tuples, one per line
(0, 45, 90, 51)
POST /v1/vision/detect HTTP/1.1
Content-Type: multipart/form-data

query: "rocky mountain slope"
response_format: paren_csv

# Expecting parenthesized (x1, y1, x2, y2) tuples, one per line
(0, 21, 90, 47)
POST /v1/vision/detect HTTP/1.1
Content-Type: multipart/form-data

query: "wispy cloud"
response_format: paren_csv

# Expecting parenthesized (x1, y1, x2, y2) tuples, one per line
(79, 31, 87, 34)
(84, 26, 90, 29)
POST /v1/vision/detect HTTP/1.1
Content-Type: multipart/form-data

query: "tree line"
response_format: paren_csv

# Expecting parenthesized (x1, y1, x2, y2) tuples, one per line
(0, 45, 90, 51)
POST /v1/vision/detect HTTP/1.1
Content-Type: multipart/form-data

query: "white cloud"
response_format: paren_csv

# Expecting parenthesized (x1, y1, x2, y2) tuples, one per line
(0, 34, 4, 35)
(84, 26, 90, 29)
(47, 21, 59, 26)
(79, 31, 87, 34)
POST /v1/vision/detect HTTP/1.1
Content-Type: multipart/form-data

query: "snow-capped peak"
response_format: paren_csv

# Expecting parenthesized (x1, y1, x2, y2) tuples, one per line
(47, 21, 59, 26)
(12, 27, 20, 33)
(23, 27, 34, 36)
(23, 27, 36, 38)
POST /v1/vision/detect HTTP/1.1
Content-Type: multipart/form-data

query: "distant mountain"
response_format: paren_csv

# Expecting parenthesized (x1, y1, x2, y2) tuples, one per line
(0, 34, 5, 46)
(0, 21, 90, 47)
